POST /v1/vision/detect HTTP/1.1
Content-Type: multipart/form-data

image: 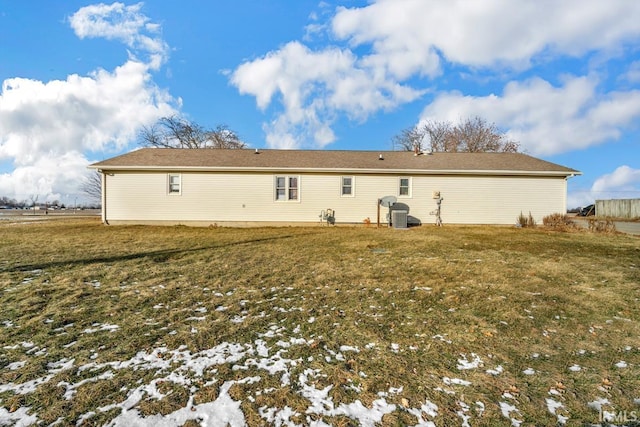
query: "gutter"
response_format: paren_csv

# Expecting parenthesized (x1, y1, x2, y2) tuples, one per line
(88, 165, 581, 178)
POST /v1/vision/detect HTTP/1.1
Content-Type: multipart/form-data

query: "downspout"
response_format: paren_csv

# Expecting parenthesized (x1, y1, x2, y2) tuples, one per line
(100, 170, 109, 225)
(564, 173, 575, 214)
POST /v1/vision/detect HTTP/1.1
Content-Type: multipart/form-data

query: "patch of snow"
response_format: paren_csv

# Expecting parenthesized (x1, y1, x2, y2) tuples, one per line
(443, 377, 471, 386)
(499, 401, 522, 427)
(457, 353, 482, 370)
(334, 398, 396, 427)
(105, 380, 249, 427)
(58, 371, 115, 400)
(548, 387, 563, 396)
(486, 365, 504, 376)
(7, 361, 26, 370)
(82, 323, 119, 334)
(230, 315, 246, 324)
(47, 358, 75, 373)
(522, 368, 535, 375)
(546, 398, 568, 424)
(568, 364, 582, 372)
(456, 401, 471, 427)
(615, 360, 628, 368)
(259, 405, 301, 426)
(388, 386, 403, 394)
(0, 406, 38, 426)
(0, 367, 65, 395)
(587, 397, 611, 412)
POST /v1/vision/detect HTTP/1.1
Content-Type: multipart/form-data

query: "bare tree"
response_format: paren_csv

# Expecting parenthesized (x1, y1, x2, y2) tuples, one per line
(81, 171, 102, 203)
(29, 194, 38, 215)
(393, 116, 520, 153)
(392, 126, 424, 152)
(138, 116, 247, 149)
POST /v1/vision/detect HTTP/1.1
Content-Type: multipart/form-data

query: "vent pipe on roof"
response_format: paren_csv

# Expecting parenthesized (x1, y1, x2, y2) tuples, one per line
(379, 154, 384, 160)
(254, 148, 260, 154)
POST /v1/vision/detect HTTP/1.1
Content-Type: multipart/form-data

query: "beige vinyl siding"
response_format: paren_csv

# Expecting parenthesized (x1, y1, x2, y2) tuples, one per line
(411, 175, 567, 225)
(103, 171, 567, 225)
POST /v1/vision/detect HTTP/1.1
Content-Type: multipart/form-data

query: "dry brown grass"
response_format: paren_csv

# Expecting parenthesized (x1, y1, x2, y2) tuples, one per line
(0, 218, 639, 426)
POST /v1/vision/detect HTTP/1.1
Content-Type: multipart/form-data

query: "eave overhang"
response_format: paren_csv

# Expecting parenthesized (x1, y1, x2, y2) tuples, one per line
(88, 164, 581, 178)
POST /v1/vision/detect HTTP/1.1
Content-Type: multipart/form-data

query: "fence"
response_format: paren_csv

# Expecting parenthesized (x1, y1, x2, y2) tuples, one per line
(595, 199, 640, 219)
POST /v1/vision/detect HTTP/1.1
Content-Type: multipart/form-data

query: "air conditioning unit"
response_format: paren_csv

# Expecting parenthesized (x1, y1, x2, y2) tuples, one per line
(391, 210, 408, 229)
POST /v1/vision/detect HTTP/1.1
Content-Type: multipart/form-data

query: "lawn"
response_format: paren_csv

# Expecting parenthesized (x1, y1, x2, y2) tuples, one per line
(0, 218, 639, 426)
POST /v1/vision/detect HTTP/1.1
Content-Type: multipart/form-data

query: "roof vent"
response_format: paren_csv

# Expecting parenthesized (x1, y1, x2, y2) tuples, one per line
(379, 154, 384, 160)
(254, 148, 260, 154)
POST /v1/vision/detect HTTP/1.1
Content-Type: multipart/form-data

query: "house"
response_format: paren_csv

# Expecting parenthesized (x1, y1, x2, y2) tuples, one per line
(88, 148, 580, 226)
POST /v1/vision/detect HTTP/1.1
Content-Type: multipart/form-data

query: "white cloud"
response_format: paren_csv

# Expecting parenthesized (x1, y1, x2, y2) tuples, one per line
(0, 3, 177, 204)
(332, 0, 640, 71)
(592, 165, 640, 197)
(0, 152, 90, 204)
(231, 41, 423, 148)
(568, 165, 640, 207)
(69, 2, 169, 68)
(419, 76, 640, 156)
(0, 60, 176, 166)
(232, 0, 640, 149)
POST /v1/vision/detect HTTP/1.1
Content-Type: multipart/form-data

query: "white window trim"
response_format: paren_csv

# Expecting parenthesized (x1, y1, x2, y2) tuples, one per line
(168, 173, 181, 195)
(398, 176, 412, 198)
(274, 175, 301, 202)
(341, 176, 355, 197)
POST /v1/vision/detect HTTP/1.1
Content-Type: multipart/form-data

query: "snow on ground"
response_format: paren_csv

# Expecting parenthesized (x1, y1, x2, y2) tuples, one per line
(4, 318, 609, 427)
(456, 353, 483, 370)
(2, 278, 640, 426)
(0, 327, 417, 426)
(546, 397, 569, 425)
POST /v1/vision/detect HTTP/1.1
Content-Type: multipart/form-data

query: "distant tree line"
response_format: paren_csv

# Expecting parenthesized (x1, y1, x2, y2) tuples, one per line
(0, 196, 28, 209)
(0, 196, 99, 210)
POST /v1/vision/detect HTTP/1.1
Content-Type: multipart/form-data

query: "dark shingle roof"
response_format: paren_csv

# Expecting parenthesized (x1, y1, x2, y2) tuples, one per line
(90, 148, 580, 176)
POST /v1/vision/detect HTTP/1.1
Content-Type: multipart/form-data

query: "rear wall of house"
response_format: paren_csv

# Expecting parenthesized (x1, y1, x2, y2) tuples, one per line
(102, 171, 568, 225)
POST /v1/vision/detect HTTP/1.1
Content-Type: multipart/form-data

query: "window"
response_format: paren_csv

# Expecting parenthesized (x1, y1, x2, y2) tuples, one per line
(399, 177, 411, 197)
(168, 173, 181, 194)
(275, 176, 299, 201)
(341, 176, 354, 196)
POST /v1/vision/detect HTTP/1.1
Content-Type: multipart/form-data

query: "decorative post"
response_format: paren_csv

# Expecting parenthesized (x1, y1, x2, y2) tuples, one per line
(431, 191, 443, 226)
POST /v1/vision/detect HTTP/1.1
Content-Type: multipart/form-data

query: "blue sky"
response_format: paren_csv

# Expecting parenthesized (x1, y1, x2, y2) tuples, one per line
(1, 0, 639, 207)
